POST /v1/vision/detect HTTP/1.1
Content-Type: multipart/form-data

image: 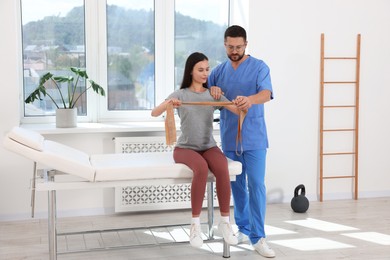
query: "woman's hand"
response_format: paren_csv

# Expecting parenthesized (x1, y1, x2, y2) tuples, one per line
(151, 98, 182, 117)
(169, 98, 182, 108)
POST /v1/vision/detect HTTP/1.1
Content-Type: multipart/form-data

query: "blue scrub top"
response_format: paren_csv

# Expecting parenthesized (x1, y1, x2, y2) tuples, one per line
(208, 55, 273, 151)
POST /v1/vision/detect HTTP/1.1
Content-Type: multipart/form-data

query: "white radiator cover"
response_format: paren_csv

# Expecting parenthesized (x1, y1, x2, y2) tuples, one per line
(114, 136, 228, 212)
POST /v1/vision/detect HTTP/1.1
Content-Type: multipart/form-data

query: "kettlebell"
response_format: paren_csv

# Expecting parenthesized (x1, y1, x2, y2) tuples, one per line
(291, 184, 309, 213)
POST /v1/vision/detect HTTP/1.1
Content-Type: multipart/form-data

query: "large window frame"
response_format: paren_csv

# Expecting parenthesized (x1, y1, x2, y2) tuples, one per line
(20, 0, 248, 124)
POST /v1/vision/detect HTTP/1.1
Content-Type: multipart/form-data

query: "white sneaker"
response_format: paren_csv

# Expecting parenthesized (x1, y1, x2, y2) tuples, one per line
(189, 223, 203, 248)
(218, 222, 238, 245)
(253, 238, 275, 258)
(236, 231, 250, 244)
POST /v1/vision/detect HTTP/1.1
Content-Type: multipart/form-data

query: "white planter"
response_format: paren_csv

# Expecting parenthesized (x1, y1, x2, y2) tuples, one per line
(56, 108, 77, 128)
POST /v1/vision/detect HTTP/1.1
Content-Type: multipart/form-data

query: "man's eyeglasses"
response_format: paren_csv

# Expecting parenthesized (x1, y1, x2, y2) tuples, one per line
(224, 44, 246, 52)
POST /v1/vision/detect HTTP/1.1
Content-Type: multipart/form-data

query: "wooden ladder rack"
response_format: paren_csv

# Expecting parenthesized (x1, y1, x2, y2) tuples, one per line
(319, 33, 361, 201)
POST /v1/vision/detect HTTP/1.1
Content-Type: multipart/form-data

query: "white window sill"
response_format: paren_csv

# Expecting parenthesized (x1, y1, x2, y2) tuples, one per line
(21, 121, 222, 135)
(20, 122, 167, 135)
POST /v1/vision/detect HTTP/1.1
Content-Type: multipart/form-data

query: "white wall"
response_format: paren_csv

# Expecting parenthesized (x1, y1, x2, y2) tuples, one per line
(1, 0, 389, 221)
(249, 0, 390, 202)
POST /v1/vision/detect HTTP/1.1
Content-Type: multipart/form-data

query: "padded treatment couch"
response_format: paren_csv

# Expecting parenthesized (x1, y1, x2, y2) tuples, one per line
(3, 126, 242, 259)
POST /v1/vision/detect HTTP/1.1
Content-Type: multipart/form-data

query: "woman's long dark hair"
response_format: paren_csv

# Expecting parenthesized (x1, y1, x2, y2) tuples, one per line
(180, 52, 209, 89)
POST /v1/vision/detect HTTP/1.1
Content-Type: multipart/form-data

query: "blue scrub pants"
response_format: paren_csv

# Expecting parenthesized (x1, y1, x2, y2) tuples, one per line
(225, 149, 267, 245)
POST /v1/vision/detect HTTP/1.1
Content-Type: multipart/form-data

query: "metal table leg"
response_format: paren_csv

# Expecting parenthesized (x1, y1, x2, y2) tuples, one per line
(47, 170, 57, 260)
(206, 181, 230, 258)
(223, 240, 231, 258)
(207, 182, 214, 239)
(31, 162, 37, 218)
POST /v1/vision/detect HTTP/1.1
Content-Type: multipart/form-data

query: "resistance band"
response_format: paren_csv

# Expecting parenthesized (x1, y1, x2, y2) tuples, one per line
(165, 101, 247, 155)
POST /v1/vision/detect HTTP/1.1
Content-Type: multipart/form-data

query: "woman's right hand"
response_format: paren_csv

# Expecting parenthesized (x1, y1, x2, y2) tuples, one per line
(167, 98, 182, 108)
(151, 98, 181, 117)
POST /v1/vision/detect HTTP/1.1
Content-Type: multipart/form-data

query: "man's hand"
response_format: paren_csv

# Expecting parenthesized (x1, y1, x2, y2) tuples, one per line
(209, 86, 224, 100)
(234, 96, 252, 110)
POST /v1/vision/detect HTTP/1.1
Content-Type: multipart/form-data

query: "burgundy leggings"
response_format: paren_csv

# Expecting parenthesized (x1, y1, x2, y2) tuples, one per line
(173, 146, 231, 216)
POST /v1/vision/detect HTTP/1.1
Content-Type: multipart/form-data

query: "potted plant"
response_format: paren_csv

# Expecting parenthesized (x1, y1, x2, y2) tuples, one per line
(25, 67, 105, 127)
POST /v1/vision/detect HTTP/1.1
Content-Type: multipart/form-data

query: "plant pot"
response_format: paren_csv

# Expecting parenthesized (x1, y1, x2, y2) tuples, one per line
(56, 108, 77, 128)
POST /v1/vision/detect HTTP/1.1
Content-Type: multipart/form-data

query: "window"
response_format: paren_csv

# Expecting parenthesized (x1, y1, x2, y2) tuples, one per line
(22, 0, 86, 117)
(106, 0, 155, 111)
(20, 0, 247, 123)
(174, 0, 229, 89)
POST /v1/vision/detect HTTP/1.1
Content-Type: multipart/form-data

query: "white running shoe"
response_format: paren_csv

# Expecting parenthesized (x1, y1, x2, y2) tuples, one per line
(253, 238, 276, 258)
(218, 222, 238, 245)
(236, 231, 250, 244)
(189, 223, 203, 248)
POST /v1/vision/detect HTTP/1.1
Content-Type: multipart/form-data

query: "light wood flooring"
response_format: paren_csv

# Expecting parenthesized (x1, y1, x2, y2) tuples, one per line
(1, 197, 390, 259)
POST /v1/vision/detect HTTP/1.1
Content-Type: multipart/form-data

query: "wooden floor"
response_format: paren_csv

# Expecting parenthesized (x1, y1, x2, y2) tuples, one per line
(1, 197, 390, 259)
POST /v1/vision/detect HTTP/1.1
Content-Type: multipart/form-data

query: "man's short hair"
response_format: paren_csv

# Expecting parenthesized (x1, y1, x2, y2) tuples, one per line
(224, 25, 247, 41)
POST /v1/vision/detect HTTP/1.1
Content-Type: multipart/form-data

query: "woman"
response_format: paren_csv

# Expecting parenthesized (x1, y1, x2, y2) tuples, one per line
(151, 52, 239, 248)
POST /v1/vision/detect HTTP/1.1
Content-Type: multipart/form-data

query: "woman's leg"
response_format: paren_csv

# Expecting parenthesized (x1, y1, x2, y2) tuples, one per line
(173, 147, 209, 217)
(203, 147, 238, 245)
(203, 146, 231, 216)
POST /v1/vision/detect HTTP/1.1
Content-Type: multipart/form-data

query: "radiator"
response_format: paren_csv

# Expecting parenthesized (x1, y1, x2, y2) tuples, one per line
(114, 136, 226, 212)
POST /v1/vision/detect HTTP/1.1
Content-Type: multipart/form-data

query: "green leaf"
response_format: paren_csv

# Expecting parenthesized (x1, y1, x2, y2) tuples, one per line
(25, 67, 105, 110)
(52, 76, 73, 83)
(89, 80, 106, 96)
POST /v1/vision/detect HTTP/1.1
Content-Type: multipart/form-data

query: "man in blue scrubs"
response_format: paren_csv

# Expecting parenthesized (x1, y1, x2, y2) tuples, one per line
(208, 25, 275, 258)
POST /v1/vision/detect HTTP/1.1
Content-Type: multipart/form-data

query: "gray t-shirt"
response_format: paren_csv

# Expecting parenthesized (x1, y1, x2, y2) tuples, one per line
(167, 88, 229, 151)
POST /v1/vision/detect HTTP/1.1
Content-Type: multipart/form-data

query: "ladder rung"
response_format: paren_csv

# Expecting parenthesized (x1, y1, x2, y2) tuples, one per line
(324, 57, 357, 60)
(323, 129, 355, 132)
(322, 175, 355, 179)
(322, 105, 355, 108)
(323, 81, 356, 84)
(322, 152, 355, 155)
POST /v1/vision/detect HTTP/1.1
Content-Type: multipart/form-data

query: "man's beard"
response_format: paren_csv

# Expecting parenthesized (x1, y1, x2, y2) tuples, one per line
(228, 53, 245, 62)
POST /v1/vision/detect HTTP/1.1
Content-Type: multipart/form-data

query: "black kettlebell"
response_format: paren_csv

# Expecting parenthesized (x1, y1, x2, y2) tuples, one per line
(291, 184, 309, 213)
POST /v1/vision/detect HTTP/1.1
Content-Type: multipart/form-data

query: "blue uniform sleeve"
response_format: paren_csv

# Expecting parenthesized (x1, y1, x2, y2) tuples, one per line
(257, 63, 274, 100)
